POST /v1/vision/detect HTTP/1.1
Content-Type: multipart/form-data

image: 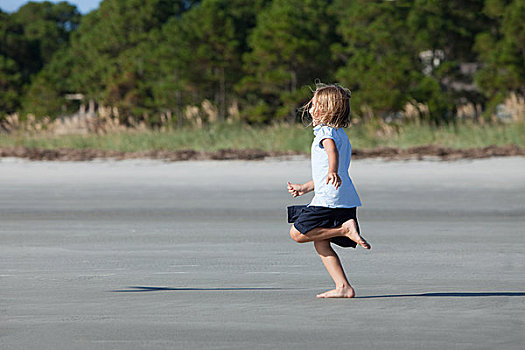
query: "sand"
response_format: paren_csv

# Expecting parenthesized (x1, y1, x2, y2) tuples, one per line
(1, 156, 524, 349)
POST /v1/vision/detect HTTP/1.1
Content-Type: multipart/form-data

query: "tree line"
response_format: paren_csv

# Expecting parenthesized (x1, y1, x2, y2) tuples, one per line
(1, 0, 524, 125)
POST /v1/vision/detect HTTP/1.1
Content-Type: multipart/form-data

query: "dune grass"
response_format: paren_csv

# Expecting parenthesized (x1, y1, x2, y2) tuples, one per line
(1, 120, 524, 153)
(348, 120, 525, 150)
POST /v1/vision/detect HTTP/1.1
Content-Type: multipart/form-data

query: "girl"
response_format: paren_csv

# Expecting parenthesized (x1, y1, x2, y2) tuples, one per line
(287, 83, 370, 299)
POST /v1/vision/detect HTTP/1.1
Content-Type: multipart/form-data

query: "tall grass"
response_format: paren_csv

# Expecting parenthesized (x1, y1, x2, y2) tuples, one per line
(1, 120, 524, 153)
(348, 120, 525, 149)
(0, 123, 313, 153)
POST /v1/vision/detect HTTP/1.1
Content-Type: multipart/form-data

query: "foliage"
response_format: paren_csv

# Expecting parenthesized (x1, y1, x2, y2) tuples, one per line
(239, 0, 335, 122)
(332, 0, 418, 117)
(475, 0, 525, 110)
(406, 0, 487, 122)
(66, 0, 184, 114)
(1, 0, 524, 125)
(12, 1, 81, 65)
(0, 55, 23, 114)
(0, 10, 35, 114)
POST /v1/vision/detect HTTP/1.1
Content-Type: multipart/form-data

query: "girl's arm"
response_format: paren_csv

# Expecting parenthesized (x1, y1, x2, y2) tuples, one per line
(321, 138, 341, 189)
(287, 180, 314, 197)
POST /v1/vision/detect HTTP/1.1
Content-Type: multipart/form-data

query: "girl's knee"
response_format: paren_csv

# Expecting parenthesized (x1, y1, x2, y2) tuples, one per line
(290, 226, 308, 243)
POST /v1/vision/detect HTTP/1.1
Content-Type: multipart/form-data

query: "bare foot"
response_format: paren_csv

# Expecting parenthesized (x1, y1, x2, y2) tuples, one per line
(316, 285, 355, 298)
(342, 219, 371, 250)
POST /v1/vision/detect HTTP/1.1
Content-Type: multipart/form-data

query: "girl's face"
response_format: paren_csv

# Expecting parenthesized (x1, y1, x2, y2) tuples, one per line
(309, 96, 321, 126)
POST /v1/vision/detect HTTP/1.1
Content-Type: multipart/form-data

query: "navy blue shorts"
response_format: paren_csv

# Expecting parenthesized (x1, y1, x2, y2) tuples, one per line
(287, 205, 360, 248)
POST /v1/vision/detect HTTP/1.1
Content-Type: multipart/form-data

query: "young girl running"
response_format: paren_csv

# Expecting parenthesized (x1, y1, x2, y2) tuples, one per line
(287, 83, 371, 299)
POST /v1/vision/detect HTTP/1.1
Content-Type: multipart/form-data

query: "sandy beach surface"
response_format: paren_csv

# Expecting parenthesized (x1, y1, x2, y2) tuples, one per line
(1, 156, 524, 349)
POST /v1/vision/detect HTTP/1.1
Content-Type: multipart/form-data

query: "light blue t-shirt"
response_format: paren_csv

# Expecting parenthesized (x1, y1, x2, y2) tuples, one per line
(308, 125, 361, 208)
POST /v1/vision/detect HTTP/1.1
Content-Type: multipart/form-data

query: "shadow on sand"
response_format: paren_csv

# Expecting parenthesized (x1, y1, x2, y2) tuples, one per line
(111, 287, 525, 298)
(356, 292, 525, 299)
(112, 286, 291, 293)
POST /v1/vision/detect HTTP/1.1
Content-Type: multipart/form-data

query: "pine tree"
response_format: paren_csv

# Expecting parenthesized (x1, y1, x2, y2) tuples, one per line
(158, 0, 268, 123)
(332, 0, 419, 119)
(13, 1, 80, 65)
(406, 0, 487, 122)
(63, 0, 187, 119)
(475, 0, 525, 108)
(240, 0, 336, 123)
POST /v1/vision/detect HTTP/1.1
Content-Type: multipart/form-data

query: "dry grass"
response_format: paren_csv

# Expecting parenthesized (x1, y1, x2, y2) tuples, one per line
(1, 94, 524, 153)
(1, 119, 524, 155)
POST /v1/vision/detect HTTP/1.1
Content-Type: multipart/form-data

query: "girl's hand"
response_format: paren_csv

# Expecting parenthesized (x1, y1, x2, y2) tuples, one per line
(326, 172, 341, 189)
(287, 182, 305, 197)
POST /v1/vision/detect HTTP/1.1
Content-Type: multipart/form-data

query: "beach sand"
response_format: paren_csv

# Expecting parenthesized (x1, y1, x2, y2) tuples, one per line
(1, 156, 524, 349)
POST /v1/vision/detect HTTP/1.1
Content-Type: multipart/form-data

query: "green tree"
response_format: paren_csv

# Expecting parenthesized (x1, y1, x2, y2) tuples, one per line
(0, 55, 23, 115)
(475, 0, 525, 108)
(0, 1, 81, 118)
(13, 1, 81, 65)
(166, 0, 238, 121)
(406, 0, 487, 122)
(239, 0, 336, 123)
(6, 1, 82, 118)
(21, 46, 79, 117)
(158, 0, 268, 123)
(332, 0, 419, 120)
(103, 30, 167, 122)
(0, 10, 34, 116)
(52, 0, 191, 119)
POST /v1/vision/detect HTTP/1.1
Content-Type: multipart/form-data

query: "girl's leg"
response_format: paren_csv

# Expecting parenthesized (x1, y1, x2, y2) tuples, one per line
(314, 239, 355, 298)
(290, 219, 371, 249)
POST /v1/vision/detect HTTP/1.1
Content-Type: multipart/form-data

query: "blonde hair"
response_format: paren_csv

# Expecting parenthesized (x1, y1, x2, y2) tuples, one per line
(302, 83, 352, 128)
